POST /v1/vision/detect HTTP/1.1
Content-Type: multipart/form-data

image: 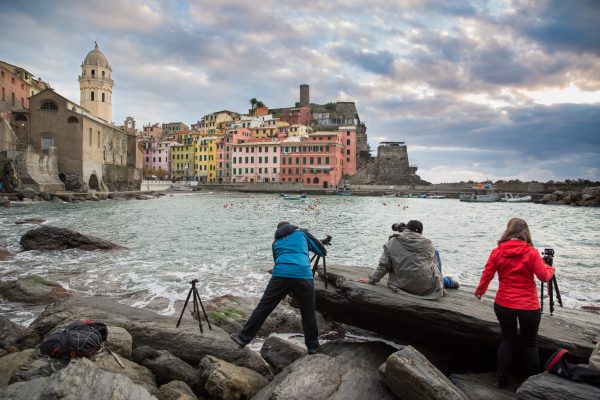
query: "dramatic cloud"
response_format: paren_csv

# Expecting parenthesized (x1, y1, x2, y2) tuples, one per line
(0, 0, 598, 182)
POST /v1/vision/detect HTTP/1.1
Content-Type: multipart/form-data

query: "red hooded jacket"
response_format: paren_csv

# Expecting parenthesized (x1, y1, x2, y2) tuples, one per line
(475, 240, 554, 310)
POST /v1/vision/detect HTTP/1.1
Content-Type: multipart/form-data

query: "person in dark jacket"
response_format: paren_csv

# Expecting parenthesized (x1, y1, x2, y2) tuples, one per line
(475, 217, 554, 387)
(231, 221, 327, 354)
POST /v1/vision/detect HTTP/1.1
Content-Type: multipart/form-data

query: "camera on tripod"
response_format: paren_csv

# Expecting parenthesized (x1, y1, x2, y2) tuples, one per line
(542, 248, 554, 265)
(539, 248, 562, 315)
(391, 222, 407, 232)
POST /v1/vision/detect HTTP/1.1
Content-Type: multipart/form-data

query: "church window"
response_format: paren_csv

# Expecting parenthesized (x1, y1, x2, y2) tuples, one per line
(68, 116, 79, 123)
(41, 135, 54, 154)
(40, 100, 58, 110)
(102, 93, 105, 102)
(102, 71, 105, 78)
(15, 114, 27, 121)
(89, 128, 92, 146)
(91, 69, 95, 76)
(91, 91, 95, 101)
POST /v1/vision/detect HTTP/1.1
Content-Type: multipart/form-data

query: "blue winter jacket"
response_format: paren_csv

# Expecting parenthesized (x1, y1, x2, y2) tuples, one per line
(272, 224, 327, 279)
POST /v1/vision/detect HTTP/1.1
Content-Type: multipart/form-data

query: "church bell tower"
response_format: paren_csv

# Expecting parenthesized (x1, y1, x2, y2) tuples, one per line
(79, 42, 113, 123)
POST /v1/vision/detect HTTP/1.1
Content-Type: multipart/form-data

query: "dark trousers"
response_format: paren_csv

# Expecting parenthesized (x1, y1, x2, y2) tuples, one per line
(238, 277, 319, 351)
(494, 303, 542, 383)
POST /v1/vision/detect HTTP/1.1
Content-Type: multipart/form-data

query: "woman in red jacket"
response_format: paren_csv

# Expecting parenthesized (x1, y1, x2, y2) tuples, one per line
(475, 218, 554, 387)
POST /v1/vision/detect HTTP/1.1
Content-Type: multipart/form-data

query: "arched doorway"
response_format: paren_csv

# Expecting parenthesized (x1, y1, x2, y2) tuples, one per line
(323, 181, 328, 188)
(313, 177, 319, 184)
(89, 174, 100, 190)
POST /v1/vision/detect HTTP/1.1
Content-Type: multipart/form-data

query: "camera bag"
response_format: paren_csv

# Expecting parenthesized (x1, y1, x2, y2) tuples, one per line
(39, 320, 107, 358)
(545, 348, 600, 388)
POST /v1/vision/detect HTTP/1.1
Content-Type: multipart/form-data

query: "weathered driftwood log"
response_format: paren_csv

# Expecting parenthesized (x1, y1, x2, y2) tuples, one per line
(0, 358, 155, 400)
(315, 265, 600, 369)
(379, 346, 468, 400)
(253, 341, 397, 400)
(19, 226, 126, 251)
(15, 296, 272, 378)
(516, 372, 600, 399)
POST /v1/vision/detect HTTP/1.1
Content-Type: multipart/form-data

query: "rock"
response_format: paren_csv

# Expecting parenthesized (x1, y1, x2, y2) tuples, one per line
(96, 193, 109, 200)
(16, 297, 271, 378)
(106, 325, 133, 358)
(553, 190, 564, 199)
(0, 197, 10, 208)
(0, 316, 25, 349)
(56, 194, 72, 202)
(450, 372, 516, 400)
(92, 351, 159, 395)
(16, 189, 36, 200)
(19, 226, 126, 251)
(132, 346, 201, 393)
(198, 355, 269, 400)
(50, 196, 62, 203)
(0, 248, 12, 261)
(583, 186, 600, 197)
(38, 192, 52, 201)
(260, 336, 306, 373)
(314, 265, 600, 369)
(90, 194, 100, 201)
(136, 195, 153, 200)
(542, 193, 557, 203)
(14, 218, 46, 225)
(379, 346, 468, 400)
(0, 349, 35, 388)
(0, 357, 156, 400)
(516, 372, 600, 399)
(159, 380, 199, 400)
(254, 341, 397, 400)
(0, 274, 70, 304)
(10, 354, 69, 384)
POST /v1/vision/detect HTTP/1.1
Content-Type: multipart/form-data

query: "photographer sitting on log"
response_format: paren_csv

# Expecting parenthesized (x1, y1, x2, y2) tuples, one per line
(357, 220, 459, 299)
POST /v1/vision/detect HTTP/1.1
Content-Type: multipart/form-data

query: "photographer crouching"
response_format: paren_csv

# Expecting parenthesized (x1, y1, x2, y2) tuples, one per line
(231, 221, 328, 354)
(357, 220, 459, 299)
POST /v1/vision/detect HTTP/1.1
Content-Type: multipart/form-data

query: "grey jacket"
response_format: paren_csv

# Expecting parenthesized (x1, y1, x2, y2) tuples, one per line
(369, 230, 444, 299)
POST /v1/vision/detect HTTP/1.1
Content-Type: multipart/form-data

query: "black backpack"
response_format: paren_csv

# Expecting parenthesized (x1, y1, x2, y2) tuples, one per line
(39, 320, 108, 358)
(545, 348, 600, 388)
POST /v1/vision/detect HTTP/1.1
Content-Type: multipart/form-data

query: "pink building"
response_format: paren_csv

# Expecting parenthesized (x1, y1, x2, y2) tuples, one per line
(231, 138, 280, 183)
(216, 127, 251, 182)
(280, 132, 344, 189)
(143, 123, 163, 139)
(140, 137, 176, 177)
(340, 126, 357, 177)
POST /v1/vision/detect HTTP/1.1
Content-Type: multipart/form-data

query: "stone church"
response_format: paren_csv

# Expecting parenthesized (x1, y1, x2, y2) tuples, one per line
(7, 43, 142, 192)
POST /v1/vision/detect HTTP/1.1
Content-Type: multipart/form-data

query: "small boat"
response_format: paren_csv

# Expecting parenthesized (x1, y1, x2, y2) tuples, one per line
(500, 193, 532, 203)
(336, 190, 352, 196)
(459, 183, 500, 202)
(408, 194, 426, 198)
(426, 195, 446, 199)
(280, 194, 307, 200)
(171, 183, 195, 192)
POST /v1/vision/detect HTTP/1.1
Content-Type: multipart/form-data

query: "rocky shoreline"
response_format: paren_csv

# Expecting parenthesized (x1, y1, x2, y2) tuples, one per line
(538, 187, 600, 207)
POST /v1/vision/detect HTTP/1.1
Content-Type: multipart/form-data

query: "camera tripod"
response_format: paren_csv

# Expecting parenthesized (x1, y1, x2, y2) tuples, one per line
(311, 253, 328, 289)
(176, 279, 212, 333)
(539, 249, 563, 315)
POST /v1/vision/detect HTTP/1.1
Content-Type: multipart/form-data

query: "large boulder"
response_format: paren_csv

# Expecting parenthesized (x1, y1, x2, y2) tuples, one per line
(0, 357, 156, 400)
(106, 325, 133, 358)
(379, 346, 468, 400)
(132, 346, 201, 394)
(0, 275, 70, 304)
(253, 341, 397, 400)
(15, 296, 271, 378)
(516, 372, 600, 399)
(0, 349, 35, 388)
(0, 316, 25, 349)
(450, 372, 516, 400)
(260, 336, 306, 373)
(92, 351, 158, 396)
(16, 189, 36, 200)
(19, 226, 126, 251)
(159, 380, 199, 400)
(198, 355, 269, 400)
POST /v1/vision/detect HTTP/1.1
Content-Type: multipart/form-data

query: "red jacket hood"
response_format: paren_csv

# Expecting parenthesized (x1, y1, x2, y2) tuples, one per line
(497, 240, 532, 258)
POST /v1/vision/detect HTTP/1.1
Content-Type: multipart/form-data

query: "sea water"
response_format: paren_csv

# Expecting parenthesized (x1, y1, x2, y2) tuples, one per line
(1, 192, 598, 325)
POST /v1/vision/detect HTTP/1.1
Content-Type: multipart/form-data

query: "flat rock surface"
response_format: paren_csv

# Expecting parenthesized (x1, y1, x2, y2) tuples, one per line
(20, 226, 126, 251)
(516, 372, 600, 399)
(315, 265, 600, 367)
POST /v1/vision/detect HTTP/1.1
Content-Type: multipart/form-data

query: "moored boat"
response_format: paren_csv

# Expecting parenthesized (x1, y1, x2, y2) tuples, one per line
(500, 193, 532, 203)
(459, 183, 500, 202)
(280, 194, 307, 200)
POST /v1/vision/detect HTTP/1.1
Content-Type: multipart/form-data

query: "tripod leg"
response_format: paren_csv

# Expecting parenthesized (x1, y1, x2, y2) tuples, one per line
(176, 289, 193, 328)
(540, 281, 544, 313)
(310, 254, 318, 263)
(195, 290, 212, 330)
(552, 276, 563, 307)
(322, 257, 328, 289)
(548, 281, 554, 316)
(312, 256, 320, 277)
(192, 288, 204, 334)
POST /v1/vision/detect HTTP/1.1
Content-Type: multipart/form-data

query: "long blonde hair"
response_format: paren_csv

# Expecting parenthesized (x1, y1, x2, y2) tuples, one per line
(498, 218, 533, 246)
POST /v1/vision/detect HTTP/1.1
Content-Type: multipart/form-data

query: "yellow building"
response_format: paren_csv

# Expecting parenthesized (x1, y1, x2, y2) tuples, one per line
(171, 142, 194, 181)
(196, 110, 239, 137)
(194, 137, 217, 182)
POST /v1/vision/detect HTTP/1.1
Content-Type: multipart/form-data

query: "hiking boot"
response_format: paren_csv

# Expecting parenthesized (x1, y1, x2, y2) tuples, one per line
(230, 333, 247, 349)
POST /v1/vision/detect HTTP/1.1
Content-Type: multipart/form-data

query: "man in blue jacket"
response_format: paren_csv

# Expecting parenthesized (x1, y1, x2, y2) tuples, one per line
(231, 221, 327, 354)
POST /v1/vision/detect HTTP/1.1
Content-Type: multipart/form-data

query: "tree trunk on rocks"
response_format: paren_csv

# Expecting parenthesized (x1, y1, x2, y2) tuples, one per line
(379, 346, 468, 400)
(15, 297, 272, 378)
(314, 265, 600, 369)
(198, 355, 269, 400)
(19, 226, 126, 251)
(260, 336, 307, 373)
(0, 275, 70, 304)
(132, 346, 201, 395)
(516, 372, 600, 399)
(0, 357, 156, 400)
(253, 341, 398, 400)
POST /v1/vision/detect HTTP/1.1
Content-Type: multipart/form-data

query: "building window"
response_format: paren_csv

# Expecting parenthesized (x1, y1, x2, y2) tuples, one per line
(68, 116, 79, 123)
(326, 157, 330, 164)
(91, 69, 95, 76)
(91, 91, 95, 101)
(346, 150, 350, 155)
(102, 93, 105, 102)
(273, 168, 277, 173)
(41, 136, 53, 154)
(102, 71, 105, 78)
(347, 139, 350, 145)
(11, 92, 15, 105)
(273, 156, 277, 163)
(1, 87, 4, 101)
(40, 100, 58, 110)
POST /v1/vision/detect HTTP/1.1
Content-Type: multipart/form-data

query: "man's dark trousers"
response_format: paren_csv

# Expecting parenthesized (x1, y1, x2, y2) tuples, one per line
(238, 277, 319, 351)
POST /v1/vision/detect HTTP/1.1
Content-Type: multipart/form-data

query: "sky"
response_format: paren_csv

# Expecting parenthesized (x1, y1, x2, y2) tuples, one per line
(1, 0, 599, 183)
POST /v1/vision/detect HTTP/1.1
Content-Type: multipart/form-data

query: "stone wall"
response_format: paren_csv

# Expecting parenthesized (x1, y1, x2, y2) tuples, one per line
(103, 164, 142, 191)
